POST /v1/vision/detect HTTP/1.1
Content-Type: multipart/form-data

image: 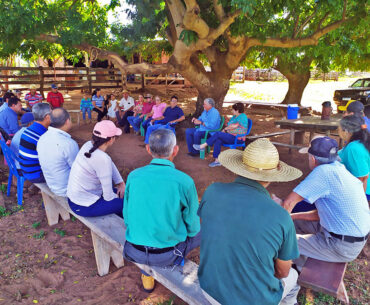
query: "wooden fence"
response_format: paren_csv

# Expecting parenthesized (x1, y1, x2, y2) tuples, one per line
(0, 66, 123, 96)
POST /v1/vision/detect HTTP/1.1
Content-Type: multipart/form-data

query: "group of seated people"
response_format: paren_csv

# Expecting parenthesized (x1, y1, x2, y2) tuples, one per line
(2, 91, 369, 304)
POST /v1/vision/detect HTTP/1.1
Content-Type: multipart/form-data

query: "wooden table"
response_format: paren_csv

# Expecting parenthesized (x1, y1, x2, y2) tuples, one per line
(274, 116, 341, 152)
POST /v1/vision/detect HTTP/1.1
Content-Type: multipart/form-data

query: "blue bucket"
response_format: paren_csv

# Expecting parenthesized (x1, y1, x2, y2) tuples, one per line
(287, 105, 299, 119)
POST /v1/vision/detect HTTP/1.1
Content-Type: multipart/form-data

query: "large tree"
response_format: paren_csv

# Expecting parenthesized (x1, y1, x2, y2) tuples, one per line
(0, 0, 367, 113)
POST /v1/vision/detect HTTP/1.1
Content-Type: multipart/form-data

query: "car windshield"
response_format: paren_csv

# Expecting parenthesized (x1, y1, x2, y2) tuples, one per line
(350, 80, 364, 88)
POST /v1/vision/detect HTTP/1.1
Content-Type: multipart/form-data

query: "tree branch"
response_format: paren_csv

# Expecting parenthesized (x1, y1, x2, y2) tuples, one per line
(165, 0, 186, 39)
(295, 7, 318, 38)
(183, 0, 210, 39)
(316, 12, 330, 31)
(207, 10, 240, 42)
(292, 15, 300, 38)
(212, 0, 225, 21)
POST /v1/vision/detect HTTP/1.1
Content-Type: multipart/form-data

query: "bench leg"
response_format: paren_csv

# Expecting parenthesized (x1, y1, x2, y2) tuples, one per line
(338, 281, 349, 304)
(289, 129, 295, 154)
(91, 231, 124, 276)
(41, 191, 70, 226)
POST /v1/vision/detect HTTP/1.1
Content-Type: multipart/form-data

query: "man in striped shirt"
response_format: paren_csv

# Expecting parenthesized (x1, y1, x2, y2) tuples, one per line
(24, 85, 43, 110)
(19, 103, 51, 183)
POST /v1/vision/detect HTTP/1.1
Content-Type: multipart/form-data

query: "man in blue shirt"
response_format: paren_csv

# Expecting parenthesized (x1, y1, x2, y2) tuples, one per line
(185, 97, 221, 156)
(0, 97, 22, 136)
(144, 95, 185, 144)
(283, 137, 369, 268)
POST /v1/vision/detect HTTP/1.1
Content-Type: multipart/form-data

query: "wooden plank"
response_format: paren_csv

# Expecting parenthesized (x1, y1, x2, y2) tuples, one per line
(0, 67, 40, 71)
(275, 117, 340, 131)
(246, 131, 291, 140)
(0, 74, 40, 79)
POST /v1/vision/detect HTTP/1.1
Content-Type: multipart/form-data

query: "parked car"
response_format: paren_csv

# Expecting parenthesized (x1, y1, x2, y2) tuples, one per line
(333, 78, 370, 111)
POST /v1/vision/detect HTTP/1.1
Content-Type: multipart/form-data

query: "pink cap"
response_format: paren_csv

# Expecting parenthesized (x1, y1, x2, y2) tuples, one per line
(93, 120, 122, 139)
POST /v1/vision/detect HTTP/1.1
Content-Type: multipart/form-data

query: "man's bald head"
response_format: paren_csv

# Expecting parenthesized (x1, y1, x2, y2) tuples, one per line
(50, 108, 71, 129)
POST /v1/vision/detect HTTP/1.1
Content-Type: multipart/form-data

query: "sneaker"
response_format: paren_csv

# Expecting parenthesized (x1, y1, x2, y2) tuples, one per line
(209, 161, 221, 167)
(141, 274, 155, 293)
(193, 144, 205, 151)
(187, 152, 199, 157)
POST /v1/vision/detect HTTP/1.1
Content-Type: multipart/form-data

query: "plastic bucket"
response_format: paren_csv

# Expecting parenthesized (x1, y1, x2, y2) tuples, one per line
(287, 105, 299, 119)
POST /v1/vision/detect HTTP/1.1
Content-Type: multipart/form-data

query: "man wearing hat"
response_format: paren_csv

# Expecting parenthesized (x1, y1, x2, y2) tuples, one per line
(127, 94, 154, 134)
(25, 85, 43, 110)
(116, 89, 135, 133)
(47, 84, 64, 109)
(340, 100, 370, 132)
(10, 112, 34, 169)
(198, 138, 302, 305)
(283, 137, 369, 268)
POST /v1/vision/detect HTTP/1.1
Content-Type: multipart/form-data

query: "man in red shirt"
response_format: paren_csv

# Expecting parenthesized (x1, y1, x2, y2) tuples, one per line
(47, 84, 64, 109)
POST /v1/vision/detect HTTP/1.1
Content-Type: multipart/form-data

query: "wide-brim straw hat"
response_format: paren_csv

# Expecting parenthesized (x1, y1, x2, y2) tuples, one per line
(122, 89, 130, 94)
(218, 138, 302, 182)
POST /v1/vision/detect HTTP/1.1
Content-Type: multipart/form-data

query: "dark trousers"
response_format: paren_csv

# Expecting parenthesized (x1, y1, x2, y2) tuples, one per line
(123, 231, 201, 268)
(291, 200, 316, 213)
(186, 128, 207, 154)
(68, 194, 123, 218)
(206, 131, 244, 158)
(116, 110, 134, 133)
(93, 107, 107, 122)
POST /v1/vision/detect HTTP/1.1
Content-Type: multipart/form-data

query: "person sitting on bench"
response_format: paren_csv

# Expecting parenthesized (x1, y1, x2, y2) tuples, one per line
(141, 96, 167, 134)
(283, 137, 370, 268)
(127, 94, 154, 134)
(198, 139, 302, 305)
(193, 102, 249, 167)
(115, 89, 135, 133)
(185, 98, 221, 157)
(0, 97, 23, 137)
(144, 95, 185, 144)
(37, 108, 79, 197)
(67, 120, 125, 217)
(123, 129, 201, 293)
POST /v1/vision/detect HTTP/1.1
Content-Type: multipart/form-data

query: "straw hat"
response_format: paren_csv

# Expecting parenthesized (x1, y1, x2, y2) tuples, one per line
(218, 138, 302, 182)
(122, 89, 130, 94)
(30, 84, 37, 90)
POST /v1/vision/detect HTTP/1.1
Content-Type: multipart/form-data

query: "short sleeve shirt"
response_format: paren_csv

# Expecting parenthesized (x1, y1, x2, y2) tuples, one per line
(118, 96, 135, 111)
(228, 113, 249, 135)
(25, 92, 43, 107)
(152, 102, 167, 119)
(294, 161, 370, 237)
(92, 95, 105, 107)
(162, 106, 184, 124)
(198, 177, 299, 305)
(339, 140, 370, 195)
(141, 102, 154, 114)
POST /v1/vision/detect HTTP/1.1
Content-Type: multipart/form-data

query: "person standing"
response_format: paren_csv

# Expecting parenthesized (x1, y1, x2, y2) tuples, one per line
(24, 85, 43, 110)
(116, 90, 135, 133)
(80, 91, 93, 123)
(198, 139, 302, 305)
(46, 84, 64, 109)
(37, 108, 79, 197)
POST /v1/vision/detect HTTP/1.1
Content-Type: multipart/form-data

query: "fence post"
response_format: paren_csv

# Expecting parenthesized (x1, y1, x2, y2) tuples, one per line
(87, 67, 92, 93)
(141, 73, 145, 89)
(39, 66, 44, 98)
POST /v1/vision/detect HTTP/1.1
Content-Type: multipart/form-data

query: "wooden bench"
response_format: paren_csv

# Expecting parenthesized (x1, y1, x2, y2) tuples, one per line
(34, 183, 218, 305)
(298, 258, 349, 304)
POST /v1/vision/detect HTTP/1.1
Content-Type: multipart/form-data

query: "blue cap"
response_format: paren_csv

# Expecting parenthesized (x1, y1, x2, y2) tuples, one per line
(21, 112, 34, 126)
(308, 137, 338, 159)
(51, 84, 58, 89)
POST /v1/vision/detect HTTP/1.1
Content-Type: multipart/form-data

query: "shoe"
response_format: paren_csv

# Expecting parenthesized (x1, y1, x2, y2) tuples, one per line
(209, 161, 221, 167)
(141, 274, 155, 293)
(134, 131, 140, 135)
(193, 144, 205, 151)
(187, 152, 199, 157)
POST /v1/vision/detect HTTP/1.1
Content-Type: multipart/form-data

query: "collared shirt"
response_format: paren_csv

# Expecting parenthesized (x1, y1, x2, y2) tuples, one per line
(19, 122, 47, 181)
(123, 158, 200, 248)
(0, 107, 20, 135)
(47, 91, 64, 108)
(198, 107, 221, 132)
(294, 161, 370, 237)
(37, 127, 79, 197)
(118, 96, 135, 111)
(141, 101, 153, 114)
(162, 106, 184, 124)
(198, 177, 299, 305)
(25, 92, 43, 108)
(10, 127, 26, 169)
(67, 141, 123, 206)
(339, 140, 370, 195)
(92, 95, 105, 107)
(0, 102, 8, 113)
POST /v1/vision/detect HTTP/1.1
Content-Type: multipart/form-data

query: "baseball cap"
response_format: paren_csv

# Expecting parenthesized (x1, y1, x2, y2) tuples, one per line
(21, 112, 34, 126)
(338, 100, 364, 112)
(51, 84, 58, 89)
(93, 120, 122, 139)
(300, 136, 338, 160)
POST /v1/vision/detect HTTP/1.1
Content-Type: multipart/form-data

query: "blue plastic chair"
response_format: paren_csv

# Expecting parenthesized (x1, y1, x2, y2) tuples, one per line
(196, 117, 225, 160)
(222, 118, 253, 149)
(0, 139, 26, 206)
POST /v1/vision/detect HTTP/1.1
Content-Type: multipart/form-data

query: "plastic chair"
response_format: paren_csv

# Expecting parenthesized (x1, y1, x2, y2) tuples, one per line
(0, 139, 26, 206)
(222, 118, 253, 149)
(197, 116, 225, 160)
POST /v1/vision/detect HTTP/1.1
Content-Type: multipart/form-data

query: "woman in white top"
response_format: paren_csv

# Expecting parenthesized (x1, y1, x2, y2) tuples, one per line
(67, 120, 125, 217)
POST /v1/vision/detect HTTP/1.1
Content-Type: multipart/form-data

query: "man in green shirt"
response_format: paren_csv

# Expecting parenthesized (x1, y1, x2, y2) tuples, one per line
(123, 128, 201, 292)
(198, 139, 302, 305)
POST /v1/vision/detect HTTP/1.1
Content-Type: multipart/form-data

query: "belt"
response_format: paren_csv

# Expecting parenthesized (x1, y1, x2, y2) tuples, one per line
(329, 232, 369, 243)
(131, 243, 174, 254)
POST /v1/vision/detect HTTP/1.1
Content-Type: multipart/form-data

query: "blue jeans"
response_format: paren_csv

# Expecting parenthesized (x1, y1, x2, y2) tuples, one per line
(144, 121, 175, 144)
(142, 117, 152, 133)
(186, 128, 207, 154)
(81, 107, 92, 120)
(127, 115, 143, 132)
(68, 192, 123, 218)
(206, 131, 244, 158)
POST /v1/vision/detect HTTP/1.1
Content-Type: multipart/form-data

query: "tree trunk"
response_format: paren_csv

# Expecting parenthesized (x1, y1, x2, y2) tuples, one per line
(282, 71, 311, 105)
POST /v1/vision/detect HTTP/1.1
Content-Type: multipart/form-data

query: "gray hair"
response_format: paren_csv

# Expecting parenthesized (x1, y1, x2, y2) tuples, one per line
(50, 108, 70, 128)
(149, 129, 176, 158)
(204, 98, 215, 108)
(32, 103, 51, 121)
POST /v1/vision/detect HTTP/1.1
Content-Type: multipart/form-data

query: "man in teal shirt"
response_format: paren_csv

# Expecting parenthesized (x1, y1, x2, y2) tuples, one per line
(123, 128, 201, 292)
(198, 139, 302, 305)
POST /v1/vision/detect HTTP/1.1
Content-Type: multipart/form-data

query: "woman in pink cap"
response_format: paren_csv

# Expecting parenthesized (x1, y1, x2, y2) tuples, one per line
(67, 120, 125, 217)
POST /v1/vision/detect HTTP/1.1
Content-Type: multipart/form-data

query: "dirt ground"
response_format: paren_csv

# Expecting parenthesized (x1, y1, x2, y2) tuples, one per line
(0, 88, 368, 305)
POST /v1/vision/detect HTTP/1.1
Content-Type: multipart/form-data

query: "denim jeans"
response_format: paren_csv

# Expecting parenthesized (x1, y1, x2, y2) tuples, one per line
(81, 107, 92, 120)
(127, 115, 143, 132)
(185, 128, 207, 154)
(206, 131, 244, 158)
(144, 121, 175, 144)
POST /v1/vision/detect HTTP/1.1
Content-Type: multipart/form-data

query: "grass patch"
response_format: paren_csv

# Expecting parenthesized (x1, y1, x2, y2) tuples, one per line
(32, 230, 45, 240)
